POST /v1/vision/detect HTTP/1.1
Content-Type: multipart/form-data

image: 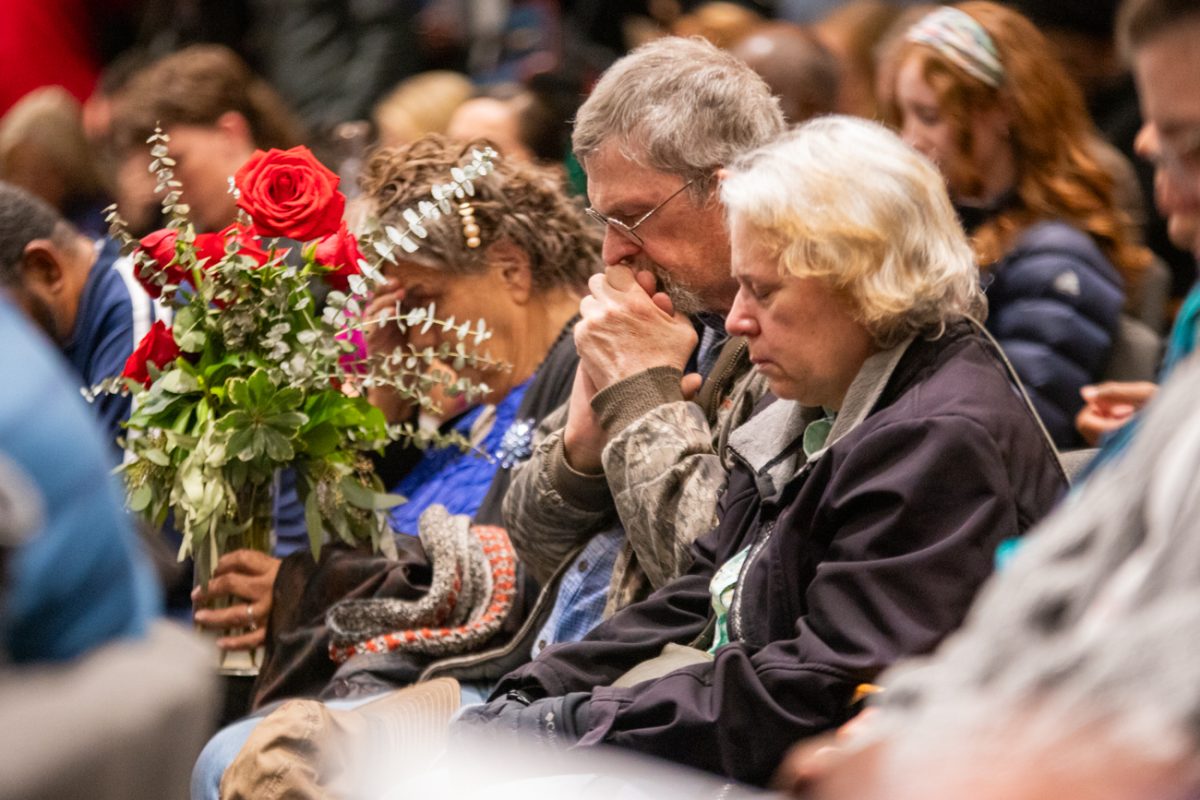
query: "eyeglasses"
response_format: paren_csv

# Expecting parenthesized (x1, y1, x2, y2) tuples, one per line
(585, 178, 697, 247)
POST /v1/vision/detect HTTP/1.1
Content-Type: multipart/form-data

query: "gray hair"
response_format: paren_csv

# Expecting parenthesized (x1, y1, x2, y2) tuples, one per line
(720, 116, 984, 348)
(862, 354, 1200, 795)
(572, 36, 786, 198)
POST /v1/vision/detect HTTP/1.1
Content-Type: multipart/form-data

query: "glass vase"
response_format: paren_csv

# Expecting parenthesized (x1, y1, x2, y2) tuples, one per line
(195, 478, 275, 677)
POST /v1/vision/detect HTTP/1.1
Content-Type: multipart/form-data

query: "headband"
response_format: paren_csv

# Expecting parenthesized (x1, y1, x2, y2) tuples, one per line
(906, 6, 1004, 89)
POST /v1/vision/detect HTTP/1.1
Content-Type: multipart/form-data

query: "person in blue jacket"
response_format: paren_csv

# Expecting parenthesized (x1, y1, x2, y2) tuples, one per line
(0, 295, 160, 663)
(884, 2, 1154, 447)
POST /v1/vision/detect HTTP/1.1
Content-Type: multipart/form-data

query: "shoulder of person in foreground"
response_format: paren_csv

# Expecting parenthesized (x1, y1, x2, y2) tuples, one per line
(0, 298, 160, 663)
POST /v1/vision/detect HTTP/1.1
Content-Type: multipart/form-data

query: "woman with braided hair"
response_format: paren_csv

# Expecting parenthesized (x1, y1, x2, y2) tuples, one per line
(361, 134, 595, 534)
(190, 134, 598, 800)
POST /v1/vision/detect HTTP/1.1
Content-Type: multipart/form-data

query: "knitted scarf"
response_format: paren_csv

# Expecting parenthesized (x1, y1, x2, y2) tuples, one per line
(325, 505, 516, 663)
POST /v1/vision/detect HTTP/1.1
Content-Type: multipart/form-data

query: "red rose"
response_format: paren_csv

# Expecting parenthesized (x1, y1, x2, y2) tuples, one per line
(134, 225, 271, 299)
(121, 320, 182, 387)
(207, 224, 271, 268)
(133, 229, 184, 299)
(191, 230, 230, 267)
(234, 146, 345, 241)
(138, 228, 178, 269)
(314, 222, 365, 291)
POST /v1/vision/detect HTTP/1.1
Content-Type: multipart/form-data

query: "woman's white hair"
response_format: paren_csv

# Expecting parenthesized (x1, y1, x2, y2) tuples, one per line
(720, 115, 984, 347)
(572, 36, 785, 199)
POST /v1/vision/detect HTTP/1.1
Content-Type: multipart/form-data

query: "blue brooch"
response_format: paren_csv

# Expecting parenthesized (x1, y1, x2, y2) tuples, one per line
(495, 418, 536, 469)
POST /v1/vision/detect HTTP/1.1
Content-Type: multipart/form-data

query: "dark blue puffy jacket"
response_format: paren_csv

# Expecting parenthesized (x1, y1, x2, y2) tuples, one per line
(984, 221, 1124, 448)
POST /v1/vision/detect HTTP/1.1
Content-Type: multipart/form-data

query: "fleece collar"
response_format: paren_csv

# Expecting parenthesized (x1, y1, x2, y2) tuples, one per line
(727, 336, 915, 501)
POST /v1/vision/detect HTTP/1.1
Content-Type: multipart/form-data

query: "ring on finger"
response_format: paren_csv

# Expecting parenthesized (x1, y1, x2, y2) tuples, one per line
(246, 603, 258, 632)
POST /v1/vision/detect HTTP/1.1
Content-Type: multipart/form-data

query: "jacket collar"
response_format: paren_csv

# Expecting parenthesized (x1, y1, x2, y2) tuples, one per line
(727, 336, 915, 501)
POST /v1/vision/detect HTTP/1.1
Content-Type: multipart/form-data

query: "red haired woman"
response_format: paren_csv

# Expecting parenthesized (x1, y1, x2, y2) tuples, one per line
(884, 1, 1152, 446)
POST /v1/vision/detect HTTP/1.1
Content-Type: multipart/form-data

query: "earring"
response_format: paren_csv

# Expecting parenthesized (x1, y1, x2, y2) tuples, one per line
(459, 202, 481, 249)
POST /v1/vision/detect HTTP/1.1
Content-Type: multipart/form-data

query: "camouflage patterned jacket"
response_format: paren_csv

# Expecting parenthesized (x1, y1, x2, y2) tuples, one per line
(501, 336, 769, 617)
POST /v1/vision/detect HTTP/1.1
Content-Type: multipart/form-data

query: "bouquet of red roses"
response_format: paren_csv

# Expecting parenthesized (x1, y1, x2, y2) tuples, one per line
(97, 129, 499, 584)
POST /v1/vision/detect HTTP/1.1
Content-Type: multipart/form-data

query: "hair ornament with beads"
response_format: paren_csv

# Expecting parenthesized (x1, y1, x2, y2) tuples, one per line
(364, 145, 498, 266)
(458, 201, 481, 249)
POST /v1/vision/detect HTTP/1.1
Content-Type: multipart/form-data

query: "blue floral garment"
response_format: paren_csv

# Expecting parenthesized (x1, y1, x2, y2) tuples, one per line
(388, 378, 532, 535)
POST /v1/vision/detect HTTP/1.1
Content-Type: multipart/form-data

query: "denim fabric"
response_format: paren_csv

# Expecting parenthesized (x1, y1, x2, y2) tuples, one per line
(530, 528, 623, 658)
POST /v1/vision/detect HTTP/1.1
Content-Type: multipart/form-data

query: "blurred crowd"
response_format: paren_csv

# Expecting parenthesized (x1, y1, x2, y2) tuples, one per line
(3, 0, 1200, 798)
(4, 0, 1191, 301)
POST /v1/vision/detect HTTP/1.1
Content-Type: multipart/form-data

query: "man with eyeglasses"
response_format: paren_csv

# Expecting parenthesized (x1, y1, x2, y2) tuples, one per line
(1075, 0, 1200, 444)
(501, 36, 786, 650)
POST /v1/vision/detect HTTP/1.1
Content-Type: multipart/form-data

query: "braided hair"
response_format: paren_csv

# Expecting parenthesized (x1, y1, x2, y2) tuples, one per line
(361, 134, 599, 293)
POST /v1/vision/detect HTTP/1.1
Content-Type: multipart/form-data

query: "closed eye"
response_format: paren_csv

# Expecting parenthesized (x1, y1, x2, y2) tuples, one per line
(738, 280, 775, 303)
(907, 104, 941, 127)
(751, 284, 777, 302)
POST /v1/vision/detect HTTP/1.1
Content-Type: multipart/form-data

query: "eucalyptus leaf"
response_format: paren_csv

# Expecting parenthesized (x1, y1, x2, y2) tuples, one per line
(129, 484, 153, 511)
(304, 487, 325, 561)
(340, 476, 405, 510)
(158, 369, 199, 394)
(332, 508, 353, 545)
(142, 448, 171, 467)
(173, 305, 208, 354)
(181, 468, 205, 505)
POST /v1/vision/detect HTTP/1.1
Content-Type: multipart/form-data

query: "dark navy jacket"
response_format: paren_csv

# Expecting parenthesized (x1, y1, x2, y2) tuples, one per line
(61, 238, 156, 463)
(492, 323, 1067, 785)
(984, 221, 1124, 447)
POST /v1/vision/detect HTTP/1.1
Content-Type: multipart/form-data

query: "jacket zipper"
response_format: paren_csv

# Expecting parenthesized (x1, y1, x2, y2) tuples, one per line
(702, 339, 748, 421)
(726, 453, 814, 643)
(729, 518, 775, 642)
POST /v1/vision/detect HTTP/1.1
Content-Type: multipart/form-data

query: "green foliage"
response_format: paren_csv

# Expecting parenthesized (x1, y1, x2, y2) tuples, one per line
(101, 132, 503, 585)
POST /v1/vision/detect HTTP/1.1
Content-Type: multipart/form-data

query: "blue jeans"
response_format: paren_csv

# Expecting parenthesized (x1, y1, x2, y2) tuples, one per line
(190, 681, 492, 800)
